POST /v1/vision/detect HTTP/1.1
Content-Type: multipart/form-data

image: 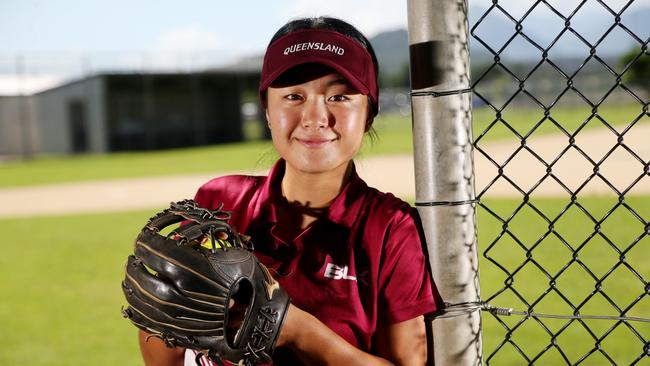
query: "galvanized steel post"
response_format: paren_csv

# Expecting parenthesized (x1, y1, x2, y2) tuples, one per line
(406, 0, 482, 365)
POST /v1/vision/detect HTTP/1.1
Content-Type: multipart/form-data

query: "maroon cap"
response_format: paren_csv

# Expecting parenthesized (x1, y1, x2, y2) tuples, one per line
(259, 28, 379, 116)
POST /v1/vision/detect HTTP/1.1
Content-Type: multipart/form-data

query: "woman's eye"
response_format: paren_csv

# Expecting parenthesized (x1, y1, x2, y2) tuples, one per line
(284, 94, 302, 101)
(328, 95, 349, 102)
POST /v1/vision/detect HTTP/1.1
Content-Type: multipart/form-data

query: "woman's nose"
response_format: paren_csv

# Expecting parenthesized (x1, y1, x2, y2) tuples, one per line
(302, 98, 330, 129)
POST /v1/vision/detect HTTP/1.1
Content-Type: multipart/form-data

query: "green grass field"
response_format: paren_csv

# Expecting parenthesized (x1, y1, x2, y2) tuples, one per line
(0, 102, 647, 364)
(0, 196, 646, 365)
(478, 196, 649, 365)
(1, 103, 646, 188)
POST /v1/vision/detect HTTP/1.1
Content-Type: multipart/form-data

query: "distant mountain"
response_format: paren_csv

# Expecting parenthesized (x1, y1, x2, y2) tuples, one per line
(369, 5, 649, 76)
(225, 6, 648, 80)
(469, 5, 650, 62)
(369, 29, 409, 75)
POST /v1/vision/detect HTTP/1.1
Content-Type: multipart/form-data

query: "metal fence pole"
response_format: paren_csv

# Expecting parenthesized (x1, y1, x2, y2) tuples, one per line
(406, 0, 481, 365)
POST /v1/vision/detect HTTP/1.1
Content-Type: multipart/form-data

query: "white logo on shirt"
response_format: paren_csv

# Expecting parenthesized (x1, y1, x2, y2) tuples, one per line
(324, 263, 357, 281)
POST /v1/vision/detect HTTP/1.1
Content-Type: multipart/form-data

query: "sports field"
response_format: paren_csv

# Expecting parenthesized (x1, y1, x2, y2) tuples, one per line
(0, 196, 646, 365)
(0, 105, 647, 365)
(0, 103, 645, 188)
(478, 197, 649, 365)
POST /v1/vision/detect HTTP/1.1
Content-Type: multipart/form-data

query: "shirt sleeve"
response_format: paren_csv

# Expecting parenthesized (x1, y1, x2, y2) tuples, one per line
(377, 207, 443, 324)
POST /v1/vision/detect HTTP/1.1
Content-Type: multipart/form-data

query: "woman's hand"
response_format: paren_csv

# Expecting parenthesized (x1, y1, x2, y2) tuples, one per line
(138, 330, 185, 366)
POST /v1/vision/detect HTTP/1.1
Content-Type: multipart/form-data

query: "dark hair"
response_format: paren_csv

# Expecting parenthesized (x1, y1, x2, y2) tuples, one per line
(267, 17, 380, 132)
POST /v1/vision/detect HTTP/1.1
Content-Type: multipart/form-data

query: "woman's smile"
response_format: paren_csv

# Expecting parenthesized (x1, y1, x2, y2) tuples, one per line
(295, 136, 337, 148)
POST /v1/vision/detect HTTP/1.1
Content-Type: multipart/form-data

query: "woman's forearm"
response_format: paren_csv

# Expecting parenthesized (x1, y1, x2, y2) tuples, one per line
(277, 304, 394, 366)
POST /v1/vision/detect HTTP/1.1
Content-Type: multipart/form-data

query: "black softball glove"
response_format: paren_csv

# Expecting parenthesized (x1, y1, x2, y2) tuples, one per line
(121, 199, 290, 366)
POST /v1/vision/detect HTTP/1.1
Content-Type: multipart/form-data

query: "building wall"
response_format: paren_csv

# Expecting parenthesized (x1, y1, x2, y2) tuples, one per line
(35, 76, 106, 154)
(87, 78, 107, 152)
(0, 95, 38, 156)
(104, 73, 256, 151)
(3, 71, 259, 156)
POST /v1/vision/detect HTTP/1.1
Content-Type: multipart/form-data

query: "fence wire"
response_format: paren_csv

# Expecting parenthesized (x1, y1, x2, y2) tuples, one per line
(469, 0, 649, 364)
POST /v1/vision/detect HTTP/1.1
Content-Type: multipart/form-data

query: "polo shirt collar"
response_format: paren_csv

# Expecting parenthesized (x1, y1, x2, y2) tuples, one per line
(258, 159, 369, 229)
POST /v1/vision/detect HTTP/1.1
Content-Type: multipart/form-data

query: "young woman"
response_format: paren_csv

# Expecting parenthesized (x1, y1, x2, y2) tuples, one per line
(139, 16, 442, 366)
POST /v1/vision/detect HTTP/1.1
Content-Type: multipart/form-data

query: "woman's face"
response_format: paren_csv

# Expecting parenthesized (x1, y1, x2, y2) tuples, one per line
(266, 64, 369, 175)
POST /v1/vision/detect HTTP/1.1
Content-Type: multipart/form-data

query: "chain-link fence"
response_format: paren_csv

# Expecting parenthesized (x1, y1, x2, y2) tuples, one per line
(470, 0, 649, 364)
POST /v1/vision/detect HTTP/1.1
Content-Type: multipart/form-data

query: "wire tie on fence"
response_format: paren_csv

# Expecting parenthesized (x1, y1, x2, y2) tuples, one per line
(431, 301, 484, 319)
(411, 87, 473, 98)
(415, 198, 478, 207)
(479, 302, 650, 323)
(482, 303, 513, 316)
(431, 301, 650, 323)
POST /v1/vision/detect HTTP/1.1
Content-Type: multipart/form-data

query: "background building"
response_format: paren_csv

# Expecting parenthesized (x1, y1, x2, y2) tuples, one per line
(1, 70, 262, 156)
(0, 95, 37, 156)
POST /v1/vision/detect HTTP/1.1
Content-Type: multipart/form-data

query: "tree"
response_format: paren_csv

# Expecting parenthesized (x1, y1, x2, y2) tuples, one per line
(620, 47, 650, 93)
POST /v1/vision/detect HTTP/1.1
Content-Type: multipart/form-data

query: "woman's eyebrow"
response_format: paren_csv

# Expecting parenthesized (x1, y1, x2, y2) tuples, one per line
(327, 78, 350, 87)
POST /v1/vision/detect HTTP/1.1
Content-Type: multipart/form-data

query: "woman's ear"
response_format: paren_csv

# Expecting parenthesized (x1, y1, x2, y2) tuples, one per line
(265, 109, 271, 129)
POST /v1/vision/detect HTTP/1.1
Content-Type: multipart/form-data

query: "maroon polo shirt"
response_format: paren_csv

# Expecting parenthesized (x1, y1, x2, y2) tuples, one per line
(192, 159, 441, 363)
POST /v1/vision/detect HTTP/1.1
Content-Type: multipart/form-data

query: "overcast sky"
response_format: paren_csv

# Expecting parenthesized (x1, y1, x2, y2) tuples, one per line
(1, 0, 648, 94)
